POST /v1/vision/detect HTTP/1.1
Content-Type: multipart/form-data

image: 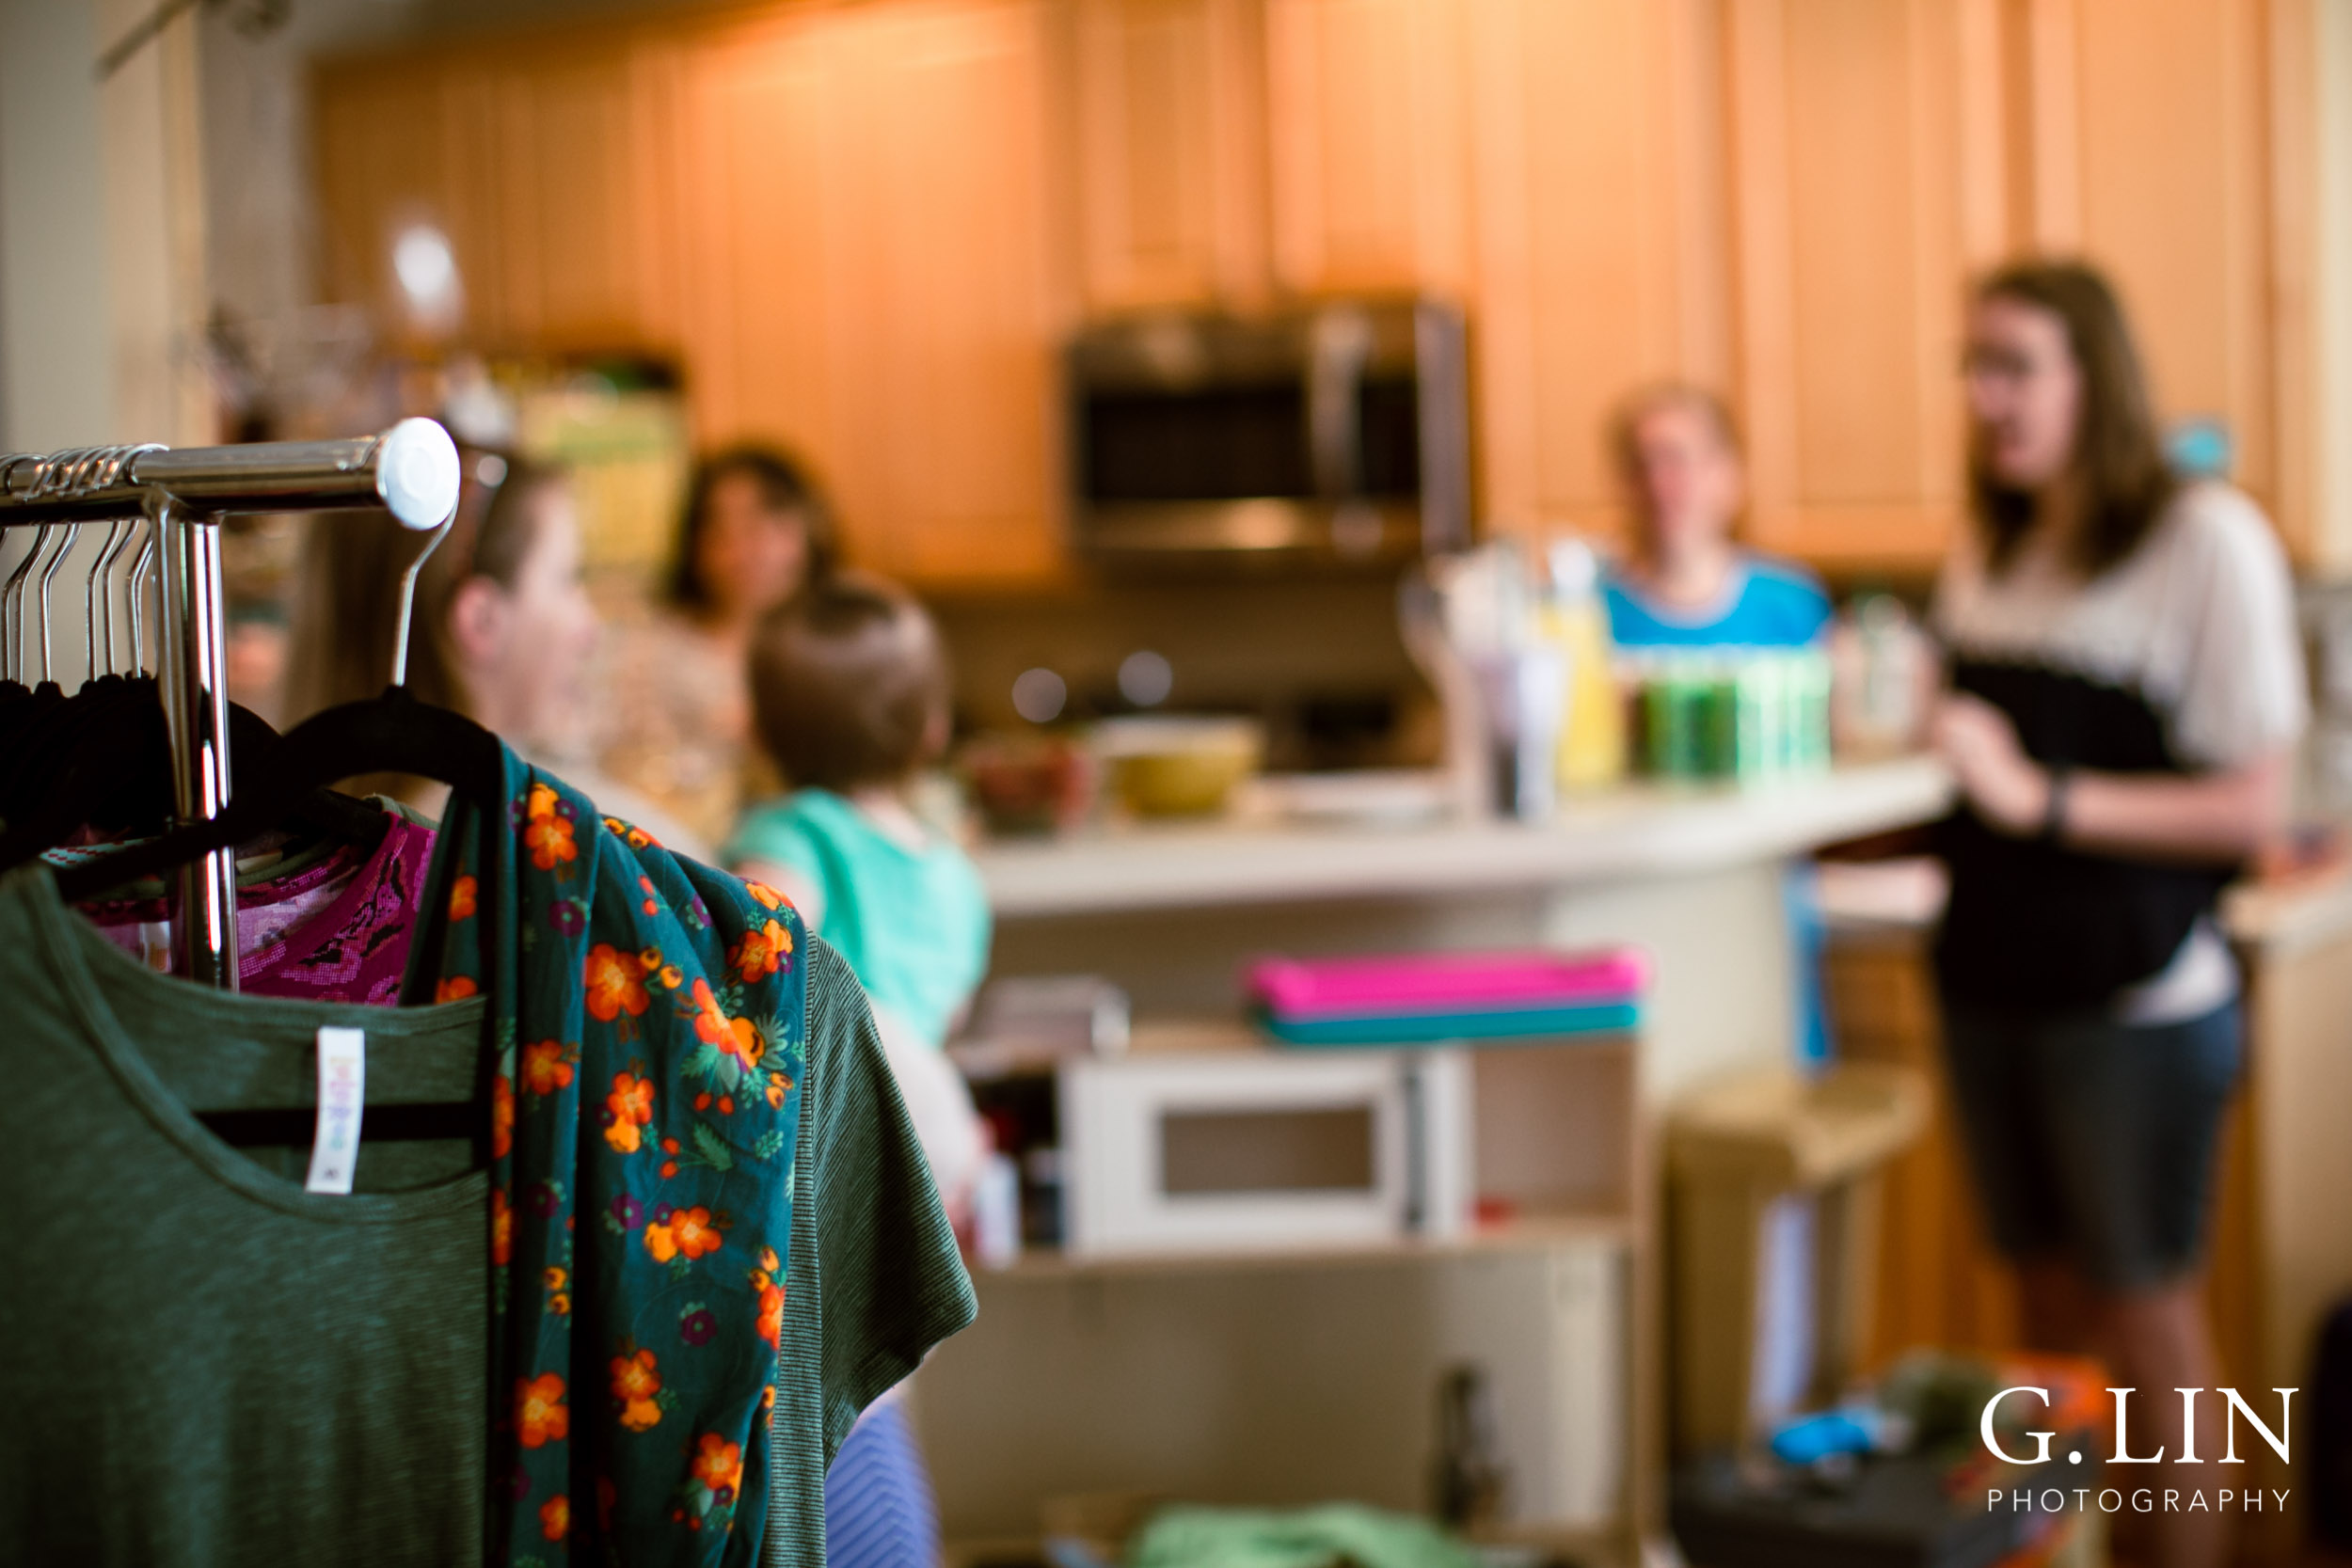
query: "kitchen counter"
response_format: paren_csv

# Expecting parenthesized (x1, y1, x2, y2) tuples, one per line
(932, 763, 1957, 1550)
(975, 756, 1953, 917)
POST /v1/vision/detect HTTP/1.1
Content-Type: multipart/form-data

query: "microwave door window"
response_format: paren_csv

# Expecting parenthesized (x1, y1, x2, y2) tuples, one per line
(1082, 384, 1313, 501)
(1158, 1105, 1378, 1196)
(1356, 375, 1422, 499)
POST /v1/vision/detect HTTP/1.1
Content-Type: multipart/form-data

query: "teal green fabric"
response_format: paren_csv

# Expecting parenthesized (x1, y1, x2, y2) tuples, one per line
(1127, 1505, 1479, 1568)
(1256, 1000, 1643, 1046)
(723, 789, 991, 1048)
(0, 760, 973, 1568)
(426, 760, 809, 1565)
(765, 942, 981, 1568)
(0, 864, 496, 1564)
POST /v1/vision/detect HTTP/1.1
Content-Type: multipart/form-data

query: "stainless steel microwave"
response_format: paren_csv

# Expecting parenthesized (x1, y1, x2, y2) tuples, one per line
(1065, 298, 1470, 565)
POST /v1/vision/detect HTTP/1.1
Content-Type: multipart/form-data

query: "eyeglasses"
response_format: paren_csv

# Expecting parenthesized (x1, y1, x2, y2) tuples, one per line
(1960, 346, 2058, 384)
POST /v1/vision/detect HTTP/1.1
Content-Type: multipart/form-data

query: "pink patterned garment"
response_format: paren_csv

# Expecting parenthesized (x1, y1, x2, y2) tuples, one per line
(76, 815, 437, 1005)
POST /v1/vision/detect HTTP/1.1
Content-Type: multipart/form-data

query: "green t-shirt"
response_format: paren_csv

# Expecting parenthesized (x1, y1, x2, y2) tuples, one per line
(724, 790, 992, 1049)
(0, 865, 973, 1567)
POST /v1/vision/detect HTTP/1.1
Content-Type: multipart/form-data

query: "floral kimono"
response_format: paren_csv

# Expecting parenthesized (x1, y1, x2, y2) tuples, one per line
(428, 752, 807, 1567)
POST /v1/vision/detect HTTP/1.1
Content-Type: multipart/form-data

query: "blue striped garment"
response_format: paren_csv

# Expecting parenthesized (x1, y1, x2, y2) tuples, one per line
(823, 1397, 941, 1568)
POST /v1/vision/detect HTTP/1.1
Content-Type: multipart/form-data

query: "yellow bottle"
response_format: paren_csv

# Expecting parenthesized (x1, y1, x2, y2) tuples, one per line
(1542, 540, 1627, 790)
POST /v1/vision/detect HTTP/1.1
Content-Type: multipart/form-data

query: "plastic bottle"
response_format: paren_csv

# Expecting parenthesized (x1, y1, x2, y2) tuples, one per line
(1540, 540, 1628, 790)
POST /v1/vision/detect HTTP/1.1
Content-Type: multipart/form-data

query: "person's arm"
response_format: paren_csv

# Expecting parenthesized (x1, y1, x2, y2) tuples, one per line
(1931, 693, 2290, 863)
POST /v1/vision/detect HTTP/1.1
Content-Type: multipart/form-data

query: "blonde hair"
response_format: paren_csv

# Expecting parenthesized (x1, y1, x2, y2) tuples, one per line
(1606, 383, 1743, 483)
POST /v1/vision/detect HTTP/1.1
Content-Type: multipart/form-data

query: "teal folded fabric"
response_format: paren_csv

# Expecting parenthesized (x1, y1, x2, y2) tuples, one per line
(1127, 1503, 1478, 1568)
(1255, 999, 1641, 1046)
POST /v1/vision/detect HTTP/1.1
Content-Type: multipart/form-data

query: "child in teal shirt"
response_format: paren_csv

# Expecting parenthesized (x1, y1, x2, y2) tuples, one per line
(724, 578, 991, 1050)
(727, 575, 988, 1568)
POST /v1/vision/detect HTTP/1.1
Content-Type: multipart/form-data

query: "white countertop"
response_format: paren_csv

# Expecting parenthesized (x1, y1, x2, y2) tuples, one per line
(2223, 865, 2352, 955)
(975, 756, 1954, 918)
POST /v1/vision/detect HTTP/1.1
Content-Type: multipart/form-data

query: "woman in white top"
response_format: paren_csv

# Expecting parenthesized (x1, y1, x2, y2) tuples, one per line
(1931, 260, 2305, 1566)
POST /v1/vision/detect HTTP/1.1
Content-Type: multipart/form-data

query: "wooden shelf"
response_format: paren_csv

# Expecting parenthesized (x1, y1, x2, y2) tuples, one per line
(976, 1209, 1634, 1282)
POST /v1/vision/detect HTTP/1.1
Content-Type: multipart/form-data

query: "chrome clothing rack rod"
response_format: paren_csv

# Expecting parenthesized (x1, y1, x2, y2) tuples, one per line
(150, 492, 240, 987)
(0, 419, 460, 986)
(0, 420, 459, 529)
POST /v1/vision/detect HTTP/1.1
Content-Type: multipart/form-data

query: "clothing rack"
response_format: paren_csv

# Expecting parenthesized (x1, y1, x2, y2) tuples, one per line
(0, 419, 461, 989)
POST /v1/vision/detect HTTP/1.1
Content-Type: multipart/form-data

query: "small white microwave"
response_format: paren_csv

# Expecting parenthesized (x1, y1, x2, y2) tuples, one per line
(1057, 1049, 1472, 1258)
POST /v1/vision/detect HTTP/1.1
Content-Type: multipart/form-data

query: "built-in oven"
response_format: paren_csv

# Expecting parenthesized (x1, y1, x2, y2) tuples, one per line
(1066, 297, 1470, 566)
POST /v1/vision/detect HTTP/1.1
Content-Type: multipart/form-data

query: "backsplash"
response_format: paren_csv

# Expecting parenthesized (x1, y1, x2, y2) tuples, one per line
(930, 575, 1441, 773)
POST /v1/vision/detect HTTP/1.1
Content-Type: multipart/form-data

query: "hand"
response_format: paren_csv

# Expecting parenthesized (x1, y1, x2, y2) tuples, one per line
(1931, 694, 2052, 837)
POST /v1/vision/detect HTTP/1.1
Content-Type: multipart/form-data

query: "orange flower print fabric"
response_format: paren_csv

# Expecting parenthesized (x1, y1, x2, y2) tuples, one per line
(727, 919, 790, 986)
(491, 1074, 516, 1159)
(675, 1434, 746, 1532)
(522, 1039, 575, 1097)
(611, 1347, 665, 1432)
(602, 1071, 653, 1154)
(424, 759, 805, 1568)
(584, 944, 649, 1025)
(643, 1205, 724, 1265)
(516, 1373, 570, 1449)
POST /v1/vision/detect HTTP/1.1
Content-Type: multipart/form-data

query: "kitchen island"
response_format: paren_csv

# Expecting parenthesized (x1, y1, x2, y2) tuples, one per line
(916, 758, 1956, 1565)
(977, 755, 1952, 917)
(974, 755, 1952, 1103)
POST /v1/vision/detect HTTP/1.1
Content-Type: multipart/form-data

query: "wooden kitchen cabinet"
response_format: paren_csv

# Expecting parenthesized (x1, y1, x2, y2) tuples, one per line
(1262, 0, 1470, 299)
(1072, 0, 1271, 312)
(315, 38, 675, 355)
(312, 56, 474, 346)
(1464, 0, 1733, 545)
(312, 0, 2321, 583)
(1718, 0, 2313, 569)
(675, 0, 1066, 587)
(469, 44, 679, 353)
(1072, 0, 1472, 309)
(2020, 0, 2316, 556)
(1722, 0, 2001, 571)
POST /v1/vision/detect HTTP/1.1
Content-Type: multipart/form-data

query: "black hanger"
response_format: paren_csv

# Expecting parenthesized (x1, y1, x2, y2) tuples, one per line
(53, 685, 508, 1150)
(52, 685, 502, 901)
(0, 674, 132, 828)
(0, 678, 389, 874)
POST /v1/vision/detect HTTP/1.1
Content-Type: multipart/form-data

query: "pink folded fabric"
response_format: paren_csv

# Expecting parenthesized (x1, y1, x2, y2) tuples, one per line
(1243, 946, 1649, 1020)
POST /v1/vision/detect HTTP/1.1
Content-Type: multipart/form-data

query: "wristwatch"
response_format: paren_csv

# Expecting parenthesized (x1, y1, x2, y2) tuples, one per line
(2040, 765, 2072, 844)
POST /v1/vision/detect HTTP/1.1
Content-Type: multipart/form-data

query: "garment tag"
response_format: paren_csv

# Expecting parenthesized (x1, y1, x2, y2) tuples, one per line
(305, 1027, 367, 1195)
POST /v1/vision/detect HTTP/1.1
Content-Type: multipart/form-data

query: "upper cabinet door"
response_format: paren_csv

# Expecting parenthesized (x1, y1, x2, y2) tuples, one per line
(677, 0, 1064, 588)
(316, 40, 673, 355)
(1073, 0, 1271, 312)
(1464, 0, 1734, 543)
(313, 57, 475, 344)
(471, 45, 677, 353)
(1263, 0, 1470, 298)
(674, 10, 836, 479)
(2020, 0, 2313, 553)
(1724, 0, 2005, 570)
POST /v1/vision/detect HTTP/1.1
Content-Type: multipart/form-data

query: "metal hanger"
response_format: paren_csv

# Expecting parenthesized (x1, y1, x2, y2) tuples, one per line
(0, 524, 55, 685)
(88, 517, 138, 678)
(36, 521, 83, 688)
(127, 516, 156, 675)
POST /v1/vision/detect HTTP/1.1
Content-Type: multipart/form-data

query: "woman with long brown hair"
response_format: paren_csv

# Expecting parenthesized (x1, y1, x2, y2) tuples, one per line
(595, 446, 837, 849)
(288, 450, 700, 851)
(1931, 261, 2305, 1566)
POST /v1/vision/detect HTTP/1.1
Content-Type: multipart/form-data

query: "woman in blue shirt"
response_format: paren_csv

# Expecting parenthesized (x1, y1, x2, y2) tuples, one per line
(1601, 386, 1831, 649)
(1602, 386, 1838, 1075)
